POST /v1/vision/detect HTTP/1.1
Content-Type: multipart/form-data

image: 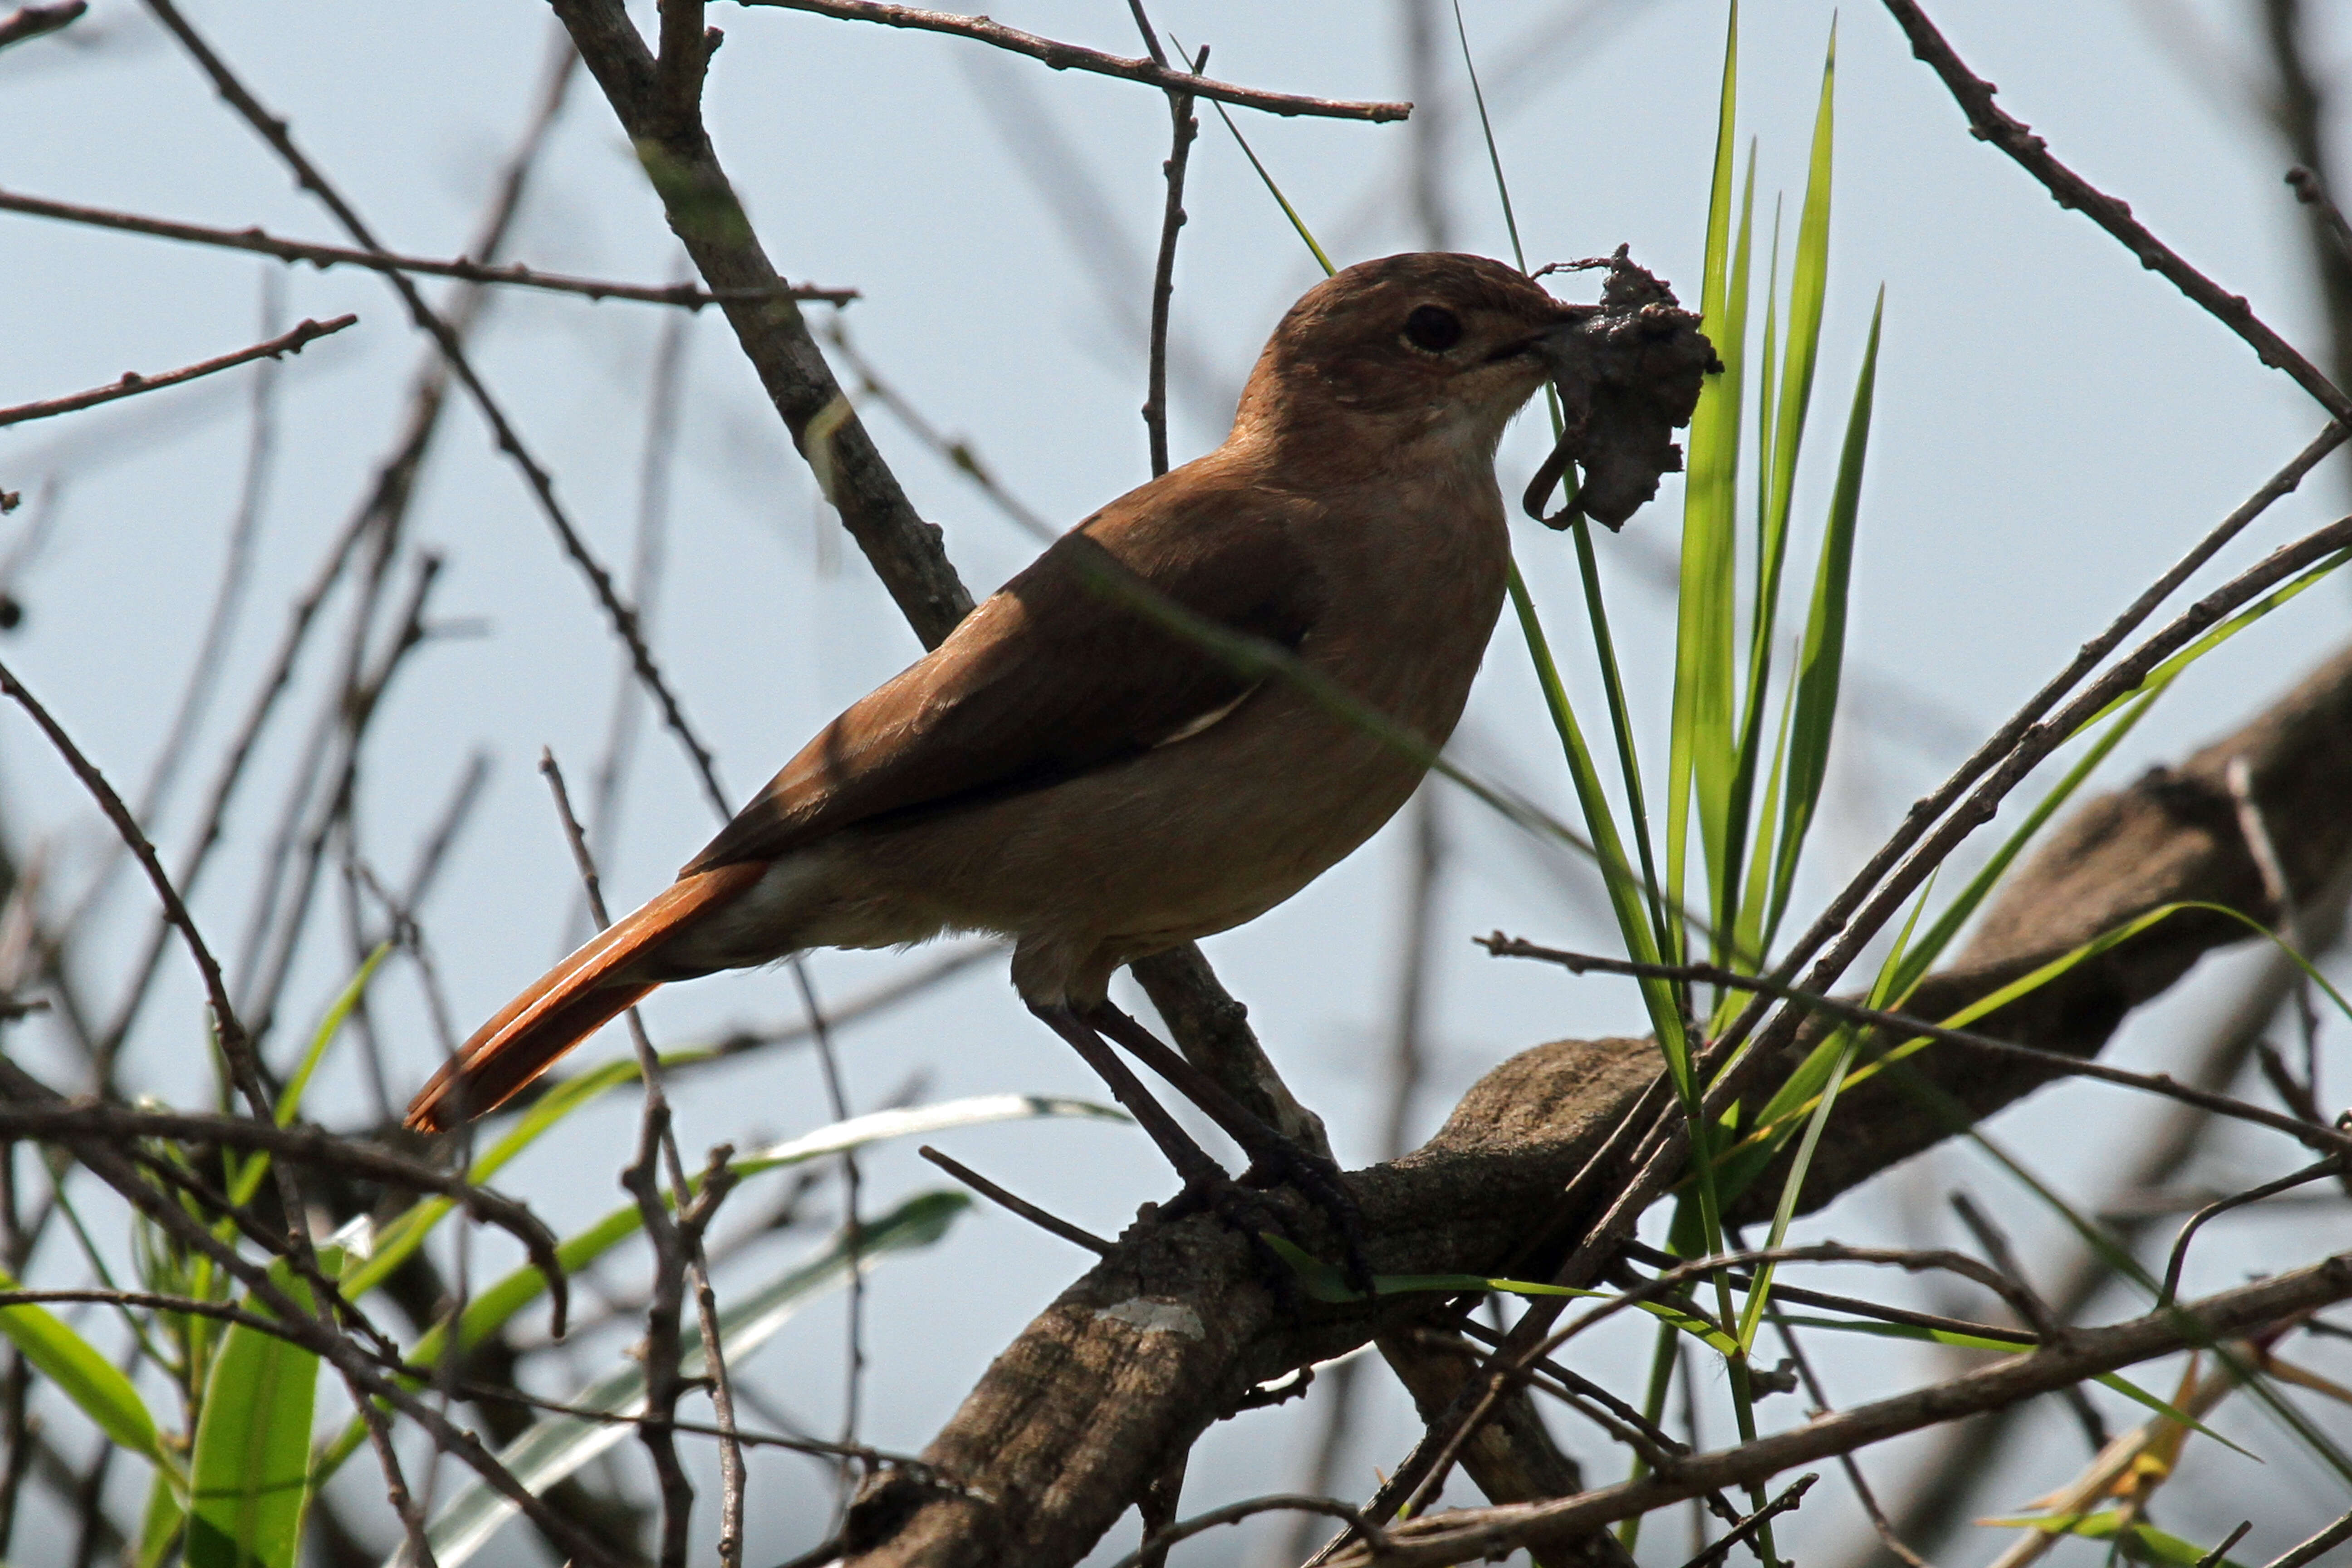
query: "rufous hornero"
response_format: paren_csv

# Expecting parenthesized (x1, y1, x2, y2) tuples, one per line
(404, 253, 1706, 1210)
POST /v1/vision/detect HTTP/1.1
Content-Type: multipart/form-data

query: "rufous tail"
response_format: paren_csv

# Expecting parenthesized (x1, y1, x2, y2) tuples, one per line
(403, 862, 768, 1132)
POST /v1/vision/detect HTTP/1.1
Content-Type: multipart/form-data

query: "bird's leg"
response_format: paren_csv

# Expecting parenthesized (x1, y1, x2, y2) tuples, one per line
(1084, 1001, 1371, 1295)
(1030, 1001, 1297, 1293)
(1025, 1001, 1229, 1191)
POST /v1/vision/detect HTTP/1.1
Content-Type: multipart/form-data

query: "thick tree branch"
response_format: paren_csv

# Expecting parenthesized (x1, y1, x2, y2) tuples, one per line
(837, 638, 2352, 1566)
(549, 0, 975, 647)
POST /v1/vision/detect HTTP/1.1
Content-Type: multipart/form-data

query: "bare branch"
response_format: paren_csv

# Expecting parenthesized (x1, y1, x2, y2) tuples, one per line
(0, 314, 353, 428)
(736, 0, 1410, 122)
(0, 188, 857, 306)
(1881, 0, 2351, 421)
(0, 2, 82, 51)
(1324, 1259, 2352, 1568)
(917, 1145, 1111, 1255)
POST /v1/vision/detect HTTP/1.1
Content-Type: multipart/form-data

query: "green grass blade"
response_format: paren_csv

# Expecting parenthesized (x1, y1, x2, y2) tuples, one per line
(1734, 1029, 1855, 1350)
(276, 944, 390, 1129)
(1451, 0, 1524, 270)
(0, 1267, 164, 1464)
(225, 946, 392, 1209)
(1666, 0, 1744, 956)
(420, 1193, 966, 1567)
(1197, 92, 1333, 278)
(1765, 289, 1882, 948)
(1509, 565, 1689, 1079)
(138, 1465, 186, 1568)
(1671, 163, 1752, 969)
(188, 1254, 333, 1568)
(1729, 645, 1798, 986)
(1761, 22, 1838, 579)
(1567, 525, 1676, 960)
(1454, 0, 1674, 970)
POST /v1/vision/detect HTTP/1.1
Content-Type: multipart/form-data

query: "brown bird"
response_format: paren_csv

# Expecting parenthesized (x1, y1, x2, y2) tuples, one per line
(404, 253, 1593, 1196)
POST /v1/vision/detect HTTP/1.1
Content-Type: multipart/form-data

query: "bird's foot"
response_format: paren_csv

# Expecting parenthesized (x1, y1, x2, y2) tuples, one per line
(1155, 1166, 1303, 1308)
(1240, 1135, 1374, 1299)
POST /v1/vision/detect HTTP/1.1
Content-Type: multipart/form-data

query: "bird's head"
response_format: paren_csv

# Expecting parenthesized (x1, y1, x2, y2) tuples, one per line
(1234, 252, 1586, 465)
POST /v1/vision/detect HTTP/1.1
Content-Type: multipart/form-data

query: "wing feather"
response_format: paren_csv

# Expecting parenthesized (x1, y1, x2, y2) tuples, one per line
(683, 470, 1323, 874)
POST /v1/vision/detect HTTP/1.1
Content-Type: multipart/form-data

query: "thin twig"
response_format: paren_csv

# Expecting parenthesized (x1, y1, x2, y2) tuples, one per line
(1880, 0, 2351, 421)
(0, 189, 856, 305)
(0, 314, 353, 428)
(917, 1145, 1111, 1254)
(2229, 753, 2323, 1093)
(0, 1, 82, 49)
(1760, 1307, 1930, 1568)
(1949, 1191, 2107, 1451)
(2195, 1521, 2254, 1568)
(2160, 1156, 2347, 1303)
(737, 0, 1410, 121)
(539, 747, 746, 1566)
(0, 1102, 568, 1330)
(1673, 1473, 1816, 1568)
(1138, 23, 1203, 479)
(242, 550, 446, 1044)
(2286, 168, 2352, 273)
(1105, 1495, 1393, 1568)
(2259, 1506, 2352, 1568)
(100, 28, 571, 1066)
(795, 958, 865, 1525)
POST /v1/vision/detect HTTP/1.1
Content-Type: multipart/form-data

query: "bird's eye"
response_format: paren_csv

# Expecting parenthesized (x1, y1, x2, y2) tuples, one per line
(1403, 304, 1463, 353)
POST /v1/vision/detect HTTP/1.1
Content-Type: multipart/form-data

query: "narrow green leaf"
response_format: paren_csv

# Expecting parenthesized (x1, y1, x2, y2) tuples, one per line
(188, 1253, 335, 1568)
(1888, 540, 2351, 1000)
(1508, 565, 1688, 1078)
(138, 1465, 186, 1568)
(1195, 87, 1334, 278)
(1666, 0, 1743, 968)
(1976, 1510, 2248, 1567)
(0, 1268, 164, 1463)
(1670, 152, 1753, 965)
(1761, 22, 1838, 570)
(1261, 1236, 1740, 1353)
(417, 1193, 966, 1568)
(1735, 1028, 1855, 1350)
(1451, 0, 1524, 271)
(1693, 149, 1758, 957)
(277, 944, 390, 1128)
(228, 947, 390, 1208)
(1766, 289, 1881, 948)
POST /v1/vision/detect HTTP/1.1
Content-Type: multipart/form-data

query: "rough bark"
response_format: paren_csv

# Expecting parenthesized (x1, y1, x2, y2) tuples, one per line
(839, 641, 2352, 1567)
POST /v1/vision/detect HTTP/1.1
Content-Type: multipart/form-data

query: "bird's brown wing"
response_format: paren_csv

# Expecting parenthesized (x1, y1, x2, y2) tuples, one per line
(683, 472, 1325, 875)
